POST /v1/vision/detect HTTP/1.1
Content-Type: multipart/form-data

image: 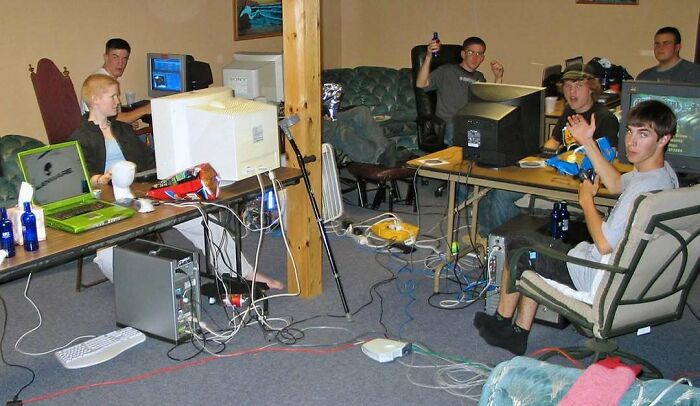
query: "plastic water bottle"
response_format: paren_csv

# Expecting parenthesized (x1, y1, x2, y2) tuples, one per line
(550, 202, 561, 238)
(432, 32, 440, 58)
(1, 207, 15, 258)
(21, 202, 39, 252)
(559, 201, 570, 241)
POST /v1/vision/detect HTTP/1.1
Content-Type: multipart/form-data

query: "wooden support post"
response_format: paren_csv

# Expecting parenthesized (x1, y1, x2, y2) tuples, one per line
(282, 0, 323, 297)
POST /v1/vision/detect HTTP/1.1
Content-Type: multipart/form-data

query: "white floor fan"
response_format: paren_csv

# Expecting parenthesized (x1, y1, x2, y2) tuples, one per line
(321, 143, 344, 223)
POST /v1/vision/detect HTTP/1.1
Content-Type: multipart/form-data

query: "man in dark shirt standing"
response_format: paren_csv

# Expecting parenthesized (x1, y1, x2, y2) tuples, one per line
(636, 27, 700, 84)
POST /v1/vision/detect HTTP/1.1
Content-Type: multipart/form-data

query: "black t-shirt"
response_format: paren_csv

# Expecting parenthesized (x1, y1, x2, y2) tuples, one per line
(552, 102, 619, 150)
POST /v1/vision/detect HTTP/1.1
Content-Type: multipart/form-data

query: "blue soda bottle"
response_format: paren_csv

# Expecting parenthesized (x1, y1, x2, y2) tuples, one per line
(1, 207, 16, 258)
(21, 202, 39, 252)
(550, 202, 561, 238)
(559, 201, 570, 241)
(432, 32, 440, 58)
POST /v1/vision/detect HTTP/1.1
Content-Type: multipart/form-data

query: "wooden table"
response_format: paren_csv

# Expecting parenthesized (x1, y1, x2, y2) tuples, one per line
(407, 147, 627, 292)
(0, 167, 302, 284)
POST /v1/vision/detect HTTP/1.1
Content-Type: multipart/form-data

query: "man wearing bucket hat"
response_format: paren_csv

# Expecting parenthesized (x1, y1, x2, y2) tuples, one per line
(543, 62, 619, 153)
(477, 62, 620, 238)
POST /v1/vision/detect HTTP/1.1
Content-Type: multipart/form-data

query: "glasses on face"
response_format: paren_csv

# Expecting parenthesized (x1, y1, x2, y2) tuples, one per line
(465, 50, 485, 58)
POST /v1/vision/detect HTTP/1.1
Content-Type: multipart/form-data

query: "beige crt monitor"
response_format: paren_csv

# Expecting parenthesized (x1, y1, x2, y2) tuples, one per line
(151, 86, 280, 182)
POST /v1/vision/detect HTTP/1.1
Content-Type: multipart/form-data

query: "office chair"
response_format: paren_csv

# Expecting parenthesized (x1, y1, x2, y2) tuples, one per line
(509, 185, 700, 378)
(410, 44, 463, 153)
(29, 59, 82, 145)
(410, 44, 463, 196)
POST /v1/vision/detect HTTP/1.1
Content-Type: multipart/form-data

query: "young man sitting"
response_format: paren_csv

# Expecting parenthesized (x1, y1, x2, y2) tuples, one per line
(473, 100, 679, 355)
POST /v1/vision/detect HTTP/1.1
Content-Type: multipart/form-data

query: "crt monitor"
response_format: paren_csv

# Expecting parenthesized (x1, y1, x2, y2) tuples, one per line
(147, 53, 189, 98)
(150, 86, 280, 182)
(222, 52, 284, 102)
(619, 80, 700, 178)
(453, 83, 544, 167)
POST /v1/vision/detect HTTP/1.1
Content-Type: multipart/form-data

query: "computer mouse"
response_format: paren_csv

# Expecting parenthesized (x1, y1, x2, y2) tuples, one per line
(136, 198, 155, 213)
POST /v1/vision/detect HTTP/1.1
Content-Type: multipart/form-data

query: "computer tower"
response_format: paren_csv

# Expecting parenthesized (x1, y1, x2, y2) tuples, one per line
(114, 239, 200, 344)
(484, 214, 585, 329)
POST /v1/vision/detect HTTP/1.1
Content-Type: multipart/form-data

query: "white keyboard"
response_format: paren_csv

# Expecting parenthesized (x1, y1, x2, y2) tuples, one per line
(55, 326, 146, 369)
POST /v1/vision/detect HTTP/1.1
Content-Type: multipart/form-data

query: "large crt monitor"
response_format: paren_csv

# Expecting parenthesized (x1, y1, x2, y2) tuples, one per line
(222, 52, 284, 103)
(619, 81, 700, 177)
(454, 83, 544, 167)
(147, 53, 189, 98)
(151, 87, 280, 182)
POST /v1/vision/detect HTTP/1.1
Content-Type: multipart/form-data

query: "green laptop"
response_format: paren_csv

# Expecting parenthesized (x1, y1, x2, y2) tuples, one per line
(17, 141, 134, 233)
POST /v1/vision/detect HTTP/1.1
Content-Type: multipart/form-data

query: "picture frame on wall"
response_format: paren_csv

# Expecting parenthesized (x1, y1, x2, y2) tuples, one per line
(576, 0, 638, 4)
(234, 0, 283, 41)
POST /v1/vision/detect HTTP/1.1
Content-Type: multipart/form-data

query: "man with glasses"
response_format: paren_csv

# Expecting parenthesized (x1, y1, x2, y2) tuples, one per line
(82, 38, 151, 124)
(637, 27, 700, 84)
(416, 36, 504, 146)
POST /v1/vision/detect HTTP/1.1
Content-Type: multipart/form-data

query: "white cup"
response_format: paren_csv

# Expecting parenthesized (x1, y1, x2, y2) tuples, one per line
(545, 96, 558, 115)
(125, 91, 136, 107)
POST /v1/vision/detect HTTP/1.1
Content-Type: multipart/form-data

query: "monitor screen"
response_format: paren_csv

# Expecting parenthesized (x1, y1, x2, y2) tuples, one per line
(147, 53, 189, 98)
(454, 83, 544, 167)
(619, 80, 700, 176)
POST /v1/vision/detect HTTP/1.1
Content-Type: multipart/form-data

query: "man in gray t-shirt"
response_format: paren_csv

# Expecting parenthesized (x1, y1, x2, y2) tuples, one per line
(474, 100, 679, 356)
(636, 26, 700, 84)
(416, 36, 504, 145)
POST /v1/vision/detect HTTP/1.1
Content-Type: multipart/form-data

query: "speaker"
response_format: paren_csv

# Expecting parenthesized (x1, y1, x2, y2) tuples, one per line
(485, 214, 571, 329)
(114, 239, 200, 344)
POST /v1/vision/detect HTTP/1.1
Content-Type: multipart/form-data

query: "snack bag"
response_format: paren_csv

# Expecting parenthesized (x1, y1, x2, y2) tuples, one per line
(546, 137, 616, 176)
(147, 163, 221, 201)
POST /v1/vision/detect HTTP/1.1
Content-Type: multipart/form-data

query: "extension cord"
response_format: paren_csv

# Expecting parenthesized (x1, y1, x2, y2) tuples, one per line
(370, 219, 419, 243)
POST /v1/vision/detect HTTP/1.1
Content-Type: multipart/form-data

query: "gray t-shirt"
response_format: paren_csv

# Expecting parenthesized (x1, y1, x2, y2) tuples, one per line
(425, 64, 486, 120)
(567, 161, 679, 295)
(636, 59, 700, 84)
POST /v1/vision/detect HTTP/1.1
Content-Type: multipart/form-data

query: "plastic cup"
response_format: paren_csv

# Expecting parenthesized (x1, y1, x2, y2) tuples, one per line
(545, 97, 558, 115)
(125, 92, 136, 107)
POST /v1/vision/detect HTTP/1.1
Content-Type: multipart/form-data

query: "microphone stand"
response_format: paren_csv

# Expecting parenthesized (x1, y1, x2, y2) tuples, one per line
(279, 115, 352, 321)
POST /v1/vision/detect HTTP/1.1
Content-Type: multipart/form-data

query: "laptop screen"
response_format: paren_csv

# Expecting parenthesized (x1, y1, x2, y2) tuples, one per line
(19, 143, 91, 206)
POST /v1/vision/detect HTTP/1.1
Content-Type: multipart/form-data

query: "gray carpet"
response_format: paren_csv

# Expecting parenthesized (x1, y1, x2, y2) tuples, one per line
(1, 178, 699, 405)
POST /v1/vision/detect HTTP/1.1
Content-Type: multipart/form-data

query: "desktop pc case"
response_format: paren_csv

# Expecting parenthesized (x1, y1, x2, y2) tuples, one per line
(484, 214, 588, 328)
(114, 239, 200, 344)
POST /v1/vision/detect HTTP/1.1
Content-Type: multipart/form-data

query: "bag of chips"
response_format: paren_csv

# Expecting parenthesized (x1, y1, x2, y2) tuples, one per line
(546, 137, 616, 176)
(147, 163, 220, 201)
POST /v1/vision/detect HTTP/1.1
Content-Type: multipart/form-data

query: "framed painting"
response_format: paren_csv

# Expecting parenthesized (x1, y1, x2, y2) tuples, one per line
(234, 0, 283, 41)
(576, 0, 638, 4)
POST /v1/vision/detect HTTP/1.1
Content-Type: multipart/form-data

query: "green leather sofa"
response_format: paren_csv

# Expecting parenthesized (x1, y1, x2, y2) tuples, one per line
(0, 135, 45, 207)
(322, 66, 417, 151)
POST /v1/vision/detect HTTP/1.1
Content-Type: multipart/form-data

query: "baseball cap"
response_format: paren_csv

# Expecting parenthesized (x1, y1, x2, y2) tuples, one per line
(559, 62, 601, 82)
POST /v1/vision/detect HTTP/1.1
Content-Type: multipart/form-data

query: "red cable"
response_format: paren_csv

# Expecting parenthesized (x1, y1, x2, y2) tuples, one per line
(529, 347, 585, 369)
(23, 342, 358, 404)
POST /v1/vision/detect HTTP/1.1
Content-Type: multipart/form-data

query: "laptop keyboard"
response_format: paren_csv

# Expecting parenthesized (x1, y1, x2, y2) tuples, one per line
(52, 201, 111, 220)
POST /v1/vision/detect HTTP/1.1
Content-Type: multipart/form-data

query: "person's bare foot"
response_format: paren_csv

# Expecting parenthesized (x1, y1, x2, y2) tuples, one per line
(249, 273, 284, 290)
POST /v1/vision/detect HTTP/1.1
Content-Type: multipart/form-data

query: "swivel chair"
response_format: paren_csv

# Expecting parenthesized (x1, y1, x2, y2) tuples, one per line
(410, 44, 463, 196)
(510, 185, 700, 378)
(410, 44, 463, 153)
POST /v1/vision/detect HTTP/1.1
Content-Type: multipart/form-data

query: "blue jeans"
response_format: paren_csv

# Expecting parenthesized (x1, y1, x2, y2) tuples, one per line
(478, 189, 524, 237)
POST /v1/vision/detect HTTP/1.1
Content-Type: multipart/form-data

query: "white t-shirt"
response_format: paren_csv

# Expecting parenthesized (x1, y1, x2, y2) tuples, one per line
(545, 162, 679, 304)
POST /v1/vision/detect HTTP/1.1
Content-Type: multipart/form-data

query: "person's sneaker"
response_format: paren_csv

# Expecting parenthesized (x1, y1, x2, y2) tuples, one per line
(478, 322, 528, 356)
(473, 312, 511, 336)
